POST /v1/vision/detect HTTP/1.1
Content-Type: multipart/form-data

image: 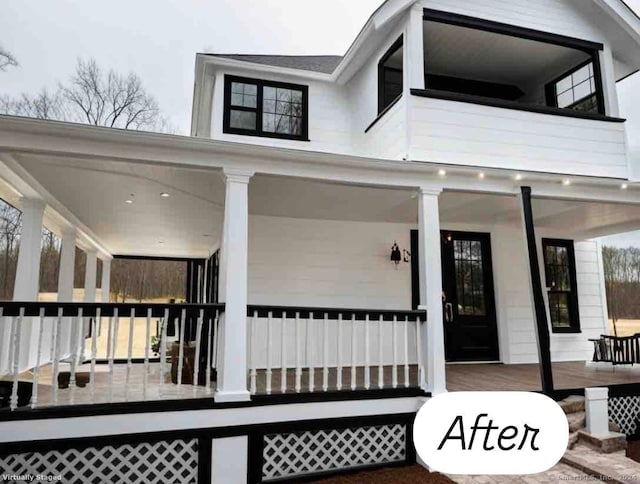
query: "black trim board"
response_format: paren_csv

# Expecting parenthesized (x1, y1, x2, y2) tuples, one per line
(411, 88, 625, 122)
(423, 8, 604, 52)
(0, 388, 428, 421)
(378, 35, 404, 115)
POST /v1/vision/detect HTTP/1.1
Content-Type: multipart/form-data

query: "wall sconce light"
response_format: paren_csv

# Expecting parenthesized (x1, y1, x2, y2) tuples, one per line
(390, 242, 402, 268)
(403, 249, 411, 262)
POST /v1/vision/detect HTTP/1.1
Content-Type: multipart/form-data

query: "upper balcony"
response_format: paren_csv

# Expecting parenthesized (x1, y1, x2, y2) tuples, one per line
(391, 9, 629, 178)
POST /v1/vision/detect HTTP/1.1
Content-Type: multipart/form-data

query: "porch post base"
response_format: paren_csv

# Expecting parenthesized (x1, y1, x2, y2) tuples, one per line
(214, 389, 251, 403)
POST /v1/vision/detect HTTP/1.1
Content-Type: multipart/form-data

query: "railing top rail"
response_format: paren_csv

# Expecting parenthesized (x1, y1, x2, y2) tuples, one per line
(0, 301, 225, 318)
(247, 305, 427, 322)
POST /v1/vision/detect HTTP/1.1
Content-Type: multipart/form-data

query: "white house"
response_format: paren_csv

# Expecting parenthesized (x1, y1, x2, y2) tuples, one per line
(2, 0, 640, 482)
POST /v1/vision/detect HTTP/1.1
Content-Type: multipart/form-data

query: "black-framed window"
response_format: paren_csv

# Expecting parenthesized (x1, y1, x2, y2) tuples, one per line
(223, 75, 308, 141)
(546, 60, 604, 115)
(542, 239, 580, 333)
(378, 36, 404, 114)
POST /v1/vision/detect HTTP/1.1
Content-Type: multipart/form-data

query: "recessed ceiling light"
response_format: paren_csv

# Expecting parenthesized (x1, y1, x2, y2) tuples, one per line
(437, 169, 447, 177)
(514, 174, 523, 181)
(202, 234, 211, 237)
(125, 199, 134, 204)
(158, 240, 164, 244)
(478, 172, 485, 180)
(562, 179, 571, 186)
(622, 183, 629, 190)
(160, 192, 170, 198)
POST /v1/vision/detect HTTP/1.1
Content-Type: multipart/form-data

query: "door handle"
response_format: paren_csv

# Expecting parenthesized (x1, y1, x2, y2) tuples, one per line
(444, 302, 454, 323)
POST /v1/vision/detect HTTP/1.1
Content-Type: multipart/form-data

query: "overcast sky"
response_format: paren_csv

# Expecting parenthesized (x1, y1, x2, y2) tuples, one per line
(2, 0, 640, 246)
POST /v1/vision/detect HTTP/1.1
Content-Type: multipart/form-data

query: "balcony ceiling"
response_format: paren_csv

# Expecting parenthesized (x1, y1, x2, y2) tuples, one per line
(423, 21, 589, 86)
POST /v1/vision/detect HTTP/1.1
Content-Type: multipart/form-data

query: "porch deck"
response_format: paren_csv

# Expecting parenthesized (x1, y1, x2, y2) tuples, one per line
(8, 361, 640, 410)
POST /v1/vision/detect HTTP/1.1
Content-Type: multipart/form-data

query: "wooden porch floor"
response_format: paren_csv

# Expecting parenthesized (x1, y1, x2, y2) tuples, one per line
(7, 361, 640, 410)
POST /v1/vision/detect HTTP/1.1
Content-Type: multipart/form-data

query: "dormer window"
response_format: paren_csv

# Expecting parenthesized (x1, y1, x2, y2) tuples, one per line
(223, 75, 309, 141)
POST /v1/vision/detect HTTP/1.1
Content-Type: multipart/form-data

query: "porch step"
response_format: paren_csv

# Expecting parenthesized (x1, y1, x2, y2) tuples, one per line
(562, 444, 639, 483)
(576, 430, 627, 454)
(567, 411, 586, 433)
(559, 395, 585, 414)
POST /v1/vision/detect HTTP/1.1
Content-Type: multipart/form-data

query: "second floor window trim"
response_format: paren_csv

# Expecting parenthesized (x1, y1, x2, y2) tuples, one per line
(223, 75, 309, 141)
(545, 57, 606, 116)
(542, 238, 581, 334)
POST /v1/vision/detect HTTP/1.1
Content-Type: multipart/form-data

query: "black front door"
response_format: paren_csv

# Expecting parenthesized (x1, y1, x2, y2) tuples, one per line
(441, 231, 499, 362)
(410, 230, 499, 361)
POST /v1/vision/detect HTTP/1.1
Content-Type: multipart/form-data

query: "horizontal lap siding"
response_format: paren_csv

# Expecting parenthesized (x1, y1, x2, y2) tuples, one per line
(422, 0, 603, 41)
(410, 98, 628, 177)
(361, 100, 407, 159)
(248, 215, 414, 310)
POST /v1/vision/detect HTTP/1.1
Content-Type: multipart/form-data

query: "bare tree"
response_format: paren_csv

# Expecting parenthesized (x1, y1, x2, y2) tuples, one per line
(1, 58, 171, 132)
(0, 46, 17, 71)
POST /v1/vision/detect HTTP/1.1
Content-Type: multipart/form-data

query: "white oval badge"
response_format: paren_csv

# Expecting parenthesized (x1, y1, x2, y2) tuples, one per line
(413, 392, 568, 475)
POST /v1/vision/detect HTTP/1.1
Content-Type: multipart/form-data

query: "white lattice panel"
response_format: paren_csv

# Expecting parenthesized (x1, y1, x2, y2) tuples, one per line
(262, 423, 406, 481)
(609, 395, 640, 435)
(0, 438, 198, 483)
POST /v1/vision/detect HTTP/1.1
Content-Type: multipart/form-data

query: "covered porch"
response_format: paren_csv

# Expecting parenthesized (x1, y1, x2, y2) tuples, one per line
(1, 116, 639, 412)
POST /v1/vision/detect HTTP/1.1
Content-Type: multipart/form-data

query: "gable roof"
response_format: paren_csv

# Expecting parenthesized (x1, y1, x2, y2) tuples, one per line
(202, 54, 343, 74)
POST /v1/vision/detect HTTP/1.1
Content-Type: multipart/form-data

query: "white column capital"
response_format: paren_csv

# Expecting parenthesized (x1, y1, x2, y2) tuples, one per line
(410, 1, 424, 13)
(418, 187, 443, 197)
(222, 168, 254, 184)
(19, 197, 45, 212)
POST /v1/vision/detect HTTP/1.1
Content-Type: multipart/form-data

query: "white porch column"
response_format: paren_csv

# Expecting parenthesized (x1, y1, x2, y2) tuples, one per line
(13, 199, 45, 301)
(101, 258, 111, 302)
(84, 250, 98, 303)
(215, 168, 253, 403)
(11, 198, 45, 371)
(57, 229, 76, 302)
(418, 188, 446, 394)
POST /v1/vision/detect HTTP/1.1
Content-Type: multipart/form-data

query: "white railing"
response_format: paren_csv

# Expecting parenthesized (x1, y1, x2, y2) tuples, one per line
(247, 306, 426, 395)
(0, 302, 223, 410)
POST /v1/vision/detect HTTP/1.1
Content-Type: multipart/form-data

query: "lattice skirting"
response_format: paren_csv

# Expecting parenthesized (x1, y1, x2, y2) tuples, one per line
(0, 438, 198, 484)
(262, 423, 407, 481)
(609, 395, 640, 435)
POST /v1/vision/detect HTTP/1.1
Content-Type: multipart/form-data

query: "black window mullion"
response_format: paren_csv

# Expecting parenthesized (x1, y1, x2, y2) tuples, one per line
(257, 81, 264, 134)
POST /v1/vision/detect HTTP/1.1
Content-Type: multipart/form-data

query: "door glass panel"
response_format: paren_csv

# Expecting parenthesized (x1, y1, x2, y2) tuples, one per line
(454, 239, 486, 316)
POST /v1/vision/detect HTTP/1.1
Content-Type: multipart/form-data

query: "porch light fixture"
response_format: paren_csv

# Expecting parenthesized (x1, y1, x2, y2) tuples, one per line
(390, 242, 402, 268)
(125, 199, 134, 204)
(160, 192, 170, 198)
(562, 179, 571, 186)
(437, 169, 447, 177)
(514, 174, 523, 181)
(622, 183, 629, 190)
(478, 172, 485, 180)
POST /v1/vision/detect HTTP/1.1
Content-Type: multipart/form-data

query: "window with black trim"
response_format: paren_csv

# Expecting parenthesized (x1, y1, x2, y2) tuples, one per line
(378, 36, 403, 114)
(542, 239, 580, 333)
(223, 75, 308, 140)
(546, 61, 601, 114)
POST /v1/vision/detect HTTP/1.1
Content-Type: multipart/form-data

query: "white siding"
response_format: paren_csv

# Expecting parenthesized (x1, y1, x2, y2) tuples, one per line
(409, 96, 628, 177)
(248, 215, 414, 309)
(359, 98, 407, 160)
(422, 0, 605, 42)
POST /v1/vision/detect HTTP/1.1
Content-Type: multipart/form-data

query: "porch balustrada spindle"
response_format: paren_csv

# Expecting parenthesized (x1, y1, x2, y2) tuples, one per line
(295, 312, 301, 393)
(177, 309, 186, 386)
(30, 307, 45, 408)
(160, 308, 169, 391)
(308, 312, 314, 393)
(90, 308, 100, 403)
(208, 311, 219, 393)
(322, 313, 329, 392)
(404, 315, 410, 388)
(249, 310, 257, 395)
(193, 309, 204, 393)
(108, 309, 117, 403)
(125, 308, 135, 399)
(143, 308, 151, 400)
(266, 311, 273, 395)
(364, 314, 370, 390)
(392, 315, 398, 389)
(337, 313, 343, 391)
(378, 314, 384, 389)
(9, 307, 23, 411)
(280, 313, 287, 394)
(51, 308, 63, 406)
(69, 308, 82, 390)
(350, 314, 357, 391)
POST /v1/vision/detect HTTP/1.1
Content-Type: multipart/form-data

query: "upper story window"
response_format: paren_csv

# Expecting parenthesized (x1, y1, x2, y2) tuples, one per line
(547, 61, 599, 113)
(378, 36, 403, 114)
(542, 239, 580, 333)
(223, 75, 309, 141)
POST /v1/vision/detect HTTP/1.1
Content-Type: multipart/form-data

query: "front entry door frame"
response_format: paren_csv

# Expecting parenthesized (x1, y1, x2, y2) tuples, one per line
(411, 229, 500, 363)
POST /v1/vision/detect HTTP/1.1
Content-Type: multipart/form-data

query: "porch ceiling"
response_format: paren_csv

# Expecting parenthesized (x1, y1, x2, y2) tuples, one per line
(8, 157, 640, 257)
